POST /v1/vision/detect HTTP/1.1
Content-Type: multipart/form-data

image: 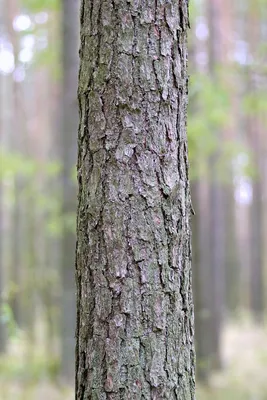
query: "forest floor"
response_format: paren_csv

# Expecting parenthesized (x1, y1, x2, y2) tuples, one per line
(0, 318, 266, 399)
(198, 318, 267, 400)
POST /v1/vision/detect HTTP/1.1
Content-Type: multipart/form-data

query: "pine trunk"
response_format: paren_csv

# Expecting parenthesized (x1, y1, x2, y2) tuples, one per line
(76, 1, 195, 399)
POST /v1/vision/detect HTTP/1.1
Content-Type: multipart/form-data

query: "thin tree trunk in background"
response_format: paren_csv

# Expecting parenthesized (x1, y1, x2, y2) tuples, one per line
(247, 3, 264, 322)
(220, 0, 240, 316)
(262, 120, 267, 313)
(236, 181, 251, 310)
(192, 181, 213, 382)
(28, 10, 63, 354)
(209, 178, 224, 369)
(76, 1, 195, 398)
(45, 71, 61, 356)
(0, 184, 6, 352)
(250, 176, 264, 321)
(225, 184, 240, 314)
(248, 111, 264, 321)
(61, 0, 79, 382)
(189, 1, 214, 382)
(23, 188, 37, 357)
(260, 4, 267, 312)
(5, 0, 25, 328)
(46, 13, 62, 354)
(0, 72, 7, 352)
(0, 1, 7, 346)
(30, 66, 55, 354)
(207, 0, 224, 370)
(233, 0, 250, 313)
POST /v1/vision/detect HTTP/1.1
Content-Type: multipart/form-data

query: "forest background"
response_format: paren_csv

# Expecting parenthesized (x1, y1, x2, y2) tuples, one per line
(0, 0, 266, 399)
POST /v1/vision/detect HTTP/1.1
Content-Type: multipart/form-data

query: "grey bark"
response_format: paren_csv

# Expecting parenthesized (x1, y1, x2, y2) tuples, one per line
(76, 1, 195, 399)
(61, 0, 79, 382)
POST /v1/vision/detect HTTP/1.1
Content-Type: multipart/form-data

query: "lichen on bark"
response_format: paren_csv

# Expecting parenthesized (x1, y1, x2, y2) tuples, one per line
(76, 1, 195, 399)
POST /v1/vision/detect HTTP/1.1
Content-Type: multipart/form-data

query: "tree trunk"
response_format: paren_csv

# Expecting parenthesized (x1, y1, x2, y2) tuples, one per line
(225, 182, 240, 315)
(0, 164, 7, 353)
(250, 178, 264, 321)
(61, 0, 79, 382)
(191, 179, 214, 382)
(0, 63, 7, 352)
(207, 0, 224, 371)
(246, 4, 264, 323)
(76, 1, 195, 399)
(5, 0, 24, 328)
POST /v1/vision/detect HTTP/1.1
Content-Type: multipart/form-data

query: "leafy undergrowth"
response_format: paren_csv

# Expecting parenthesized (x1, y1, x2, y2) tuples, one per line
(0, 319, 266, 399)
(198, 318, 267, 400)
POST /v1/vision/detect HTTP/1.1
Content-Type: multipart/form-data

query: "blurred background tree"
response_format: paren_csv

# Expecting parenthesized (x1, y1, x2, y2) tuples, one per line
(0, 0, 266, 399)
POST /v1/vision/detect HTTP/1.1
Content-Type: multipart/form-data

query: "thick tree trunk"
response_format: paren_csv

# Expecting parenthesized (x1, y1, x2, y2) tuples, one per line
(76, 1, 195, 399)
(61, 0, 79, 382)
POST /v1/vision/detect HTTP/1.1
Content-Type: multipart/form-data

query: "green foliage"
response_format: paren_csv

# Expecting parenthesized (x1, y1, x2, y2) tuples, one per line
(0, 148, 76, 239)
(18, 2, 61, 78)
(217, 143, 255, 182)
(188, 73, 230, 179)
(0, 350, 59, 382)
(0, 304, 18, 338)
(63, 212, 76, 233)
(0, 149, 36, 179)
(22, 0, 60, 12)
(187, 72, 256, 183)
(71, 165, 77, 183)
(188, 0, 199, 24)
(33, 44, 61, 80)
(243, 90, 267, 115)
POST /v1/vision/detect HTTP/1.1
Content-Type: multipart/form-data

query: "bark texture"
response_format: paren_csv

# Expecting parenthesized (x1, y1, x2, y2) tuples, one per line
(76, 1, 195, 399)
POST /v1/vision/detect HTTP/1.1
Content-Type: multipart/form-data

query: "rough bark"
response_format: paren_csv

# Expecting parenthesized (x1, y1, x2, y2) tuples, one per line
(61, 0, 79, 382)
(76, 1, 195, 399)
